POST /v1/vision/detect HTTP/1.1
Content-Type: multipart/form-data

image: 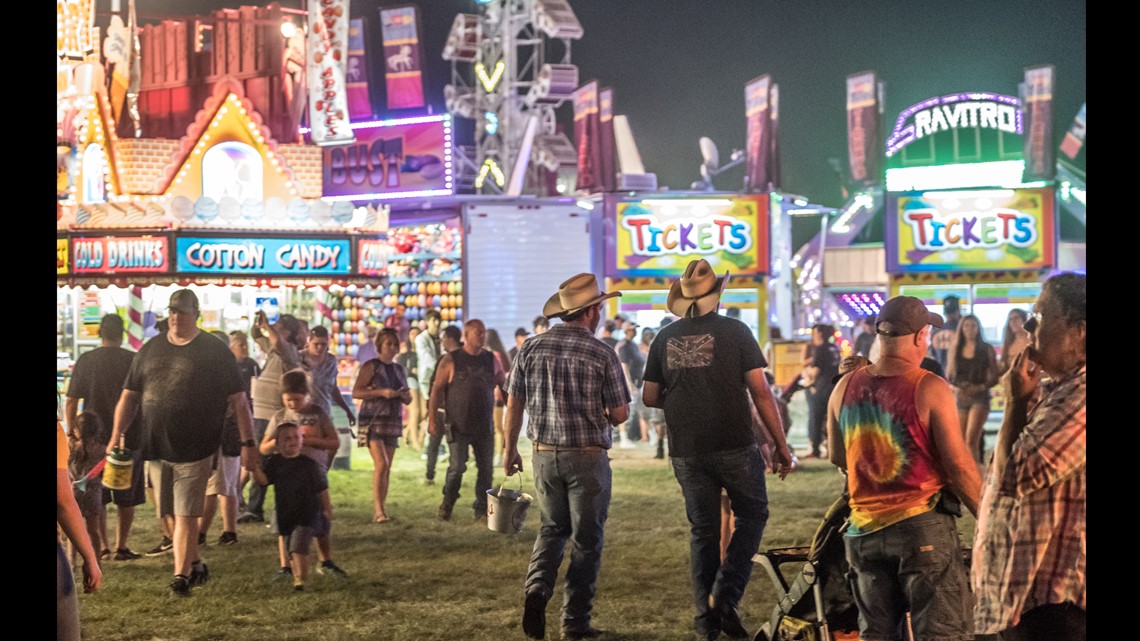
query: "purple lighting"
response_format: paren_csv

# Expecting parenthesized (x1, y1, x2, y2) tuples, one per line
(885, 92, 1022, 157)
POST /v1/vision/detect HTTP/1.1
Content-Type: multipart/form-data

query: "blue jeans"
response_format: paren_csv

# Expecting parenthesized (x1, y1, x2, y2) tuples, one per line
(844, 509, 971, 641)
(244, 418, 270, 517)
(670, 443, 769, 633)
(526, 448, 612, 632)
(442, 429, 495, 515)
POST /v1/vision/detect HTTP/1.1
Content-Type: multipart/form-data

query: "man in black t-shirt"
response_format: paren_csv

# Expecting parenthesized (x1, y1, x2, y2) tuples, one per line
(642, 260, 793, 641)
(107, 289, 260, 597)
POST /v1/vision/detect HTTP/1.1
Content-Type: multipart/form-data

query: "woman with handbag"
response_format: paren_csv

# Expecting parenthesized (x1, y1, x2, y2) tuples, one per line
(353, 328, 412, 523)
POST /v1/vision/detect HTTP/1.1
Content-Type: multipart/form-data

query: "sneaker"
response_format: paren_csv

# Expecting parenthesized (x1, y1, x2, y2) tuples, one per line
(188, 562, 209, 587)
(146, 537, 174, 556)
(198, 532, 206, 546)
(218, 531, 238, 546)
(237, 513, 265, 524)
(293, 577, 305, 592)
(713, 604, 748, 639)
(113, 547, 142, 561)
(275, 567, 293, 582)
(421, 477, 435, 486)
(438, 502, 454, 521)
(474, 510, 488, 522)
(562, 627, 605, 640)
(170, 574, 191, 597)
(318, 560, 349, 578)
(522, 588, 550, 640)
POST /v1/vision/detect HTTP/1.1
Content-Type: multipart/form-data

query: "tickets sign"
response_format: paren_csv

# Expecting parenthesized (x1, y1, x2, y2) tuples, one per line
(606, 195, 768, 277)
(71, 235, 170, 274)
(176, 237, 351, 276)
(885, 187, 1055, 273)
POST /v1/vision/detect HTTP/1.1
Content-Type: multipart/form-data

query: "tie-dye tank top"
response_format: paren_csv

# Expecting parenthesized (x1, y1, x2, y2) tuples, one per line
(839, 367, 943, 536)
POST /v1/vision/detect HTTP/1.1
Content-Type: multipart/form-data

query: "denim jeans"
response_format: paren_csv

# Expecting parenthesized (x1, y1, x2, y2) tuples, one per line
(244, 418, 270, 517)
(442, 429, 495, 516)
(844, 509, 972, 641)
(526, 448, 612, 633)
(670, 443, 769, 632)
(424, 430, 444, 481)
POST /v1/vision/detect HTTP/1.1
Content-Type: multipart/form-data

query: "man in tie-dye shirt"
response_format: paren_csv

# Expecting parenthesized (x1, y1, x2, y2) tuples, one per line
(827, 295, 981, 641)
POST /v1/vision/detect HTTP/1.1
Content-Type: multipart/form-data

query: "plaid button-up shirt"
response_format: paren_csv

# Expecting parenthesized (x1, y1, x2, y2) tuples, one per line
(972, 364, 1086, 633)
(507, 323, 630, 448)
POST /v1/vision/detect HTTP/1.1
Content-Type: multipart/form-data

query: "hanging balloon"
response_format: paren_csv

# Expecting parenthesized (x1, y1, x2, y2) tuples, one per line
(454, 307, 462, 321)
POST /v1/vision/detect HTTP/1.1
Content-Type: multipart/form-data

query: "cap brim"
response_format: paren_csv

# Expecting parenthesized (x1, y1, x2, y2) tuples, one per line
(926, 311, 944, 328)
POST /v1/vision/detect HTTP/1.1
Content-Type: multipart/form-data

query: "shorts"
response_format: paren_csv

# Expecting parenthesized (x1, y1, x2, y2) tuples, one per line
(956, 393, 991, 410)
(370, 434, 400, 448)
(148, 456, 214, 518)
(844, 509, 972, 641)
(102, 447, 146, 507)
(206, 451, 241, 497)
(283, 514, 330, 556)
(74, 482, 104, 519)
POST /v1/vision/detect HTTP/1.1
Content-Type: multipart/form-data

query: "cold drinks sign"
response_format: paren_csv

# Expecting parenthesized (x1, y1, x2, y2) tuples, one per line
(885, 187, 1055, 273)
(606, 195, 768, 277)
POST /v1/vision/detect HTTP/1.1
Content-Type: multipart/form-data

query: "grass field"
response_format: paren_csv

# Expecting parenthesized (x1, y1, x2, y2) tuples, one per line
(75, 426, 978, 641)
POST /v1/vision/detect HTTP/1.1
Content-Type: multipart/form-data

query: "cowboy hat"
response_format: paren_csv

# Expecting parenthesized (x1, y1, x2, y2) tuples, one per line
(667, 259, 728, 318)
(542, 273, 621, 319)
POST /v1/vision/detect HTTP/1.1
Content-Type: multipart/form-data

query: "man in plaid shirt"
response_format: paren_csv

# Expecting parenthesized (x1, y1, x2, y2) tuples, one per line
(972, 272, 1086, 640)
(504, 273, 631, 641)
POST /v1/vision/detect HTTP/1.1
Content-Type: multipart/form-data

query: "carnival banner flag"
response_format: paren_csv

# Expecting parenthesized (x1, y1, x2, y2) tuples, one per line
(744, 74, 771, 192)
(380, 5, 426, 110)
(847, 71, 879, 185)
(1022, 64, 1055, 181)
(599, 87, 617, 192)
(768, 83, 781, 191)
(307, 0, 355, 146)
(1060, 102, 1086, 160)
(346, 18, 373, 120)
(573, 81, 602, 192)
(103, 14, 130, 124)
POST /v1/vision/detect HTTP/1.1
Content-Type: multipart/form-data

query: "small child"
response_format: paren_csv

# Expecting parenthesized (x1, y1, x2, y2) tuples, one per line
(250, 422, 329, 592)
(67, 411, 109, 562)
(261, 370, 346, 583)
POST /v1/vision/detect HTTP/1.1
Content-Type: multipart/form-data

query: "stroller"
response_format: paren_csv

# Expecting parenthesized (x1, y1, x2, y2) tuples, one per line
(751, 490, 859, 641)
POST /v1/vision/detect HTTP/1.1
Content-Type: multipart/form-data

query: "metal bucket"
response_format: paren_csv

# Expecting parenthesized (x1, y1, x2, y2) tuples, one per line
(487, 475, 533, 534)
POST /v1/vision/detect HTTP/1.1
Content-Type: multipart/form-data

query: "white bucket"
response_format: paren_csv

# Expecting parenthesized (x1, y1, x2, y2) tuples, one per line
(487, 477, 533, 534)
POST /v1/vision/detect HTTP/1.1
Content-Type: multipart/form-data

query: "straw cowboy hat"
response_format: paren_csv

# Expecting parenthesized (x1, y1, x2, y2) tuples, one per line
(667, 259, 729, 318)
(542, 273, 621, 319)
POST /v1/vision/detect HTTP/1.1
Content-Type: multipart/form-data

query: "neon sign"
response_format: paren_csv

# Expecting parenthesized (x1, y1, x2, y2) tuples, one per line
(885, 92, 1022, 158)
(176, 237, 350, 275)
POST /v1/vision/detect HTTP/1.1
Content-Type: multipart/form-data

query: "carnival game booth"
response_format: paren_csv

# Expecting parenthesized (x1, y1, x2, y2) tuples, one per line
(601, 192, 771, 342)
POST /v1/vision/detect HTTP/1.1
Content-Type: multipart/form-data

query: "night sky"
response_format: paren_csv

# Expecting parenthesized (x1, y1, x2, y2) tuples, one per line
(130, 0, 1086, 207)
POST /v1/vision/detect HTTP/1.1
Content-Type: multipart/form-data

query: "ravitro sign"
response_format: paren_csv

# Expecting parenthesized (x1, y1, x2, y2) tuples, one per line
(885, 92, 1022, 158)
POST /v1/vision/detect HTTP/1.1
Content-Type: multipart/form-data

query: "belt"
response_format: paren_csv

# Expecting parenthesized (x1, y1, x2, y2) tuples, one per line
(534, 443, 605, 452)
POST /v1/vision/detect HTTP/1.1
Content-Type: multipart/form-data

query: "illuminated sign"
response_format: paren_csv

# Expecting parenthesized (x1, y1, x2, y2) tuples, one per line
(885, 187, 1055, 273)
(357, 238, 389, 276)
(71, 235, 169, 274)
(885, 93, 1022, 158)
(57, 238, 70, 275)
(606, 196, 768, 277)
(176, 237, 351, 275)
(321, 116, 454, 201)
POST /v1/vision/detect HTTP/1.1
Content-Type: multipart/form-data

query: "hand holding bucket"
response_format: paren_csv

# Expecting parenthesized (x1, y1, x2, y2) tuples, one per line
(486, 472, 533, 534)
(103, 436, 134, 492)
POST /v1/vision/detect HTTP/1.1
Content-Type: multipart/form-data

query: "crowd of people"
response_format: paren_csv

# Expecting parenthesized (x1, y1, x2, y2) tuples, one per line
(57, 269, 1084, 641)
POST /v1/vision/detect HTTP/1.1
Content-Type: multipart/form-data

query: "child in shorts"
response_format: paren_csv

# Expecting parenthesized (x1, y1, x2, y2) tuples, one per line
(262, 370, 346, 580)
(251, 421, 329, 592)
(67, 411, 110, 561)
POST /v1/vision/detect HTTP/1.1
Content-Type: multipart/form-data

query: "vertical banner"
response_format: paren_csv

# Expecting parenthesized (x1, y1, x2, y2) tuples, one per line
(599, 87, 617, 192)
(1022, 64, 1055, 181)
(573, 81, 601, 192)
(307, 0, 354, 146)
(380, 5, 426, 110)
(744, 75, 771, 192)
(1060, 102, 1086, 160)
(768, 83, 781, 191)
(345, 18, 373, 120)
(846, 71, 879, 185)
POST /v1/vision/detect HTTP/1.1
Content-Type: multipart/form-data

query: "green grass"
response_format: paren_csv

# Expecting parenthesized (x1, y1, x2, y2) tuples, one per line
(76, 441, 976, 641)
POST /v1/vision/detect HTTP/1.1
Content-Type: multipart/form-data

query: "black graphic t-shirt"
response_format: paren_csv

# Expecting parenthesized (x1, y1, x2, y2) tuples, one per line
(643, 312, 766, 457)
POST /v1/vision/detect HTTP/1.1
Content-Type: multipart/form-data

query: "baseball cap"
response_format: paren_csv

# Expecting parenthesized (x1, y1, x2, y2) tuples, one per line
(876, 296, 943, 337)
(622, 321, 638, 331)
(168, 289, 200, 313)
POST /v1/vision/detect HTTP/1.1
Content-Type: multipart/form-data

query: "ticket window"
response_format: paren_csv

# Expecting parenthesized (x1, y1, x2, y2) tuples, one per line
(971, 283, 1041, 350)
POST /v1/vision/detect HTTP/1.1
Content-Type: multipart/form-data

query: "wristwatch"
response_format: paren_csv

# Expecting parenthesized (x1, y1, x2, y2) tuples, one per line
(241, 439, 257, 448)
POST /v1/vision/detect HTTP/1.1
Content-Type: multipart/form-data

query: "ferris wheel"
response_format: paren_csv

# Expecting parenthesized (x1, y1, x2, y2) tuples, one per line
(442, 0, 582, 194)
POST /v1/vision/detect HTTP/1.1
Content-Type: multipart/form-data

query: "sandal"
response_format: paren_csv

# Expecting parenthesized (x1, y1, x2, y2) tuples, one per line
(374, 514, 391, 524)
(99, 548, 112, 561)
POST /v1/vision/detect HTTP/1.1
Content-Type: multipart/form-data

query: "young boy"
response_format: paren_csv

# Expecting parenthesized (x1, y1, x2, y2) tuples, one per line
(250, 422, 328, 591)
(261, 370, 347, 581)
